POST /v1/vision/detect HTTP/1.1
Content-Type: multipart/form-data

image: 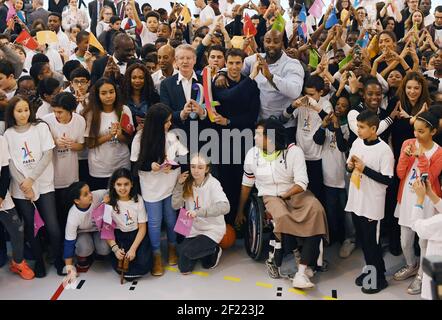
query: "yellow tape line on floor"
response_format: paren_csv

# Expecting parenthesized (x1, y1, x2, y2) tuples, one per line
(255, 282, 273, 288)
(288, 288, 307, 296)
(224, 276, 241, 282)
(167, 266, 335, 300)
(165, 266, 178, 272)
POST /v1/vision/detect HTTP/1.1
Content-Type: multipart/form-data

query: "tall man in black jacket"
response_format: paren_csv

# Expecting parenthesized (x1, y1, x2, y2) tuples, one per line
(211, 48, 260, 225)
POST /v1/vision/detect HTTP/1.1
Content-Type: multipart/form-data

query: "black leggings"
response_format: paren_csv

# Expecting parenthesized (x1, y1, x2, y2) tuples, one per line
(0, 208, 24, 263)
(13, 192, 62, 264)
(55, 187, 70, 239)
(279, 233, 322, 267)
(178, 235, 218, 273)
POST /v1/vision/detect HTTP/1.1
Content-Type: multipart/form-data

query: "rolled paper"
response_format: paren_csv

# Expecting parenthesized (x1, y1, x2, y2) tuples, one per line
(202, 67, 217, 122)
(351, 169, 361, 189)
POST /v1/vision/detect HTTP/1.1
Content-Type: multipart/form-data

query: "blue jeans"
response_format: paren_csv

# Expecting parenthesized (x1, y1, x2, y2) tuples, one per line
(144, 196, 177, 253)
(324, 186, 355, 242)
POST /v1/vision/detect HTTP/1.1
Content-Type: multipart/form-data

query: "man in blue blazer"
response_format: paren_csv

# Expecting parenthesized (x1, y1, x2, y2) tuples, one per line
(160, 44, 209, 163)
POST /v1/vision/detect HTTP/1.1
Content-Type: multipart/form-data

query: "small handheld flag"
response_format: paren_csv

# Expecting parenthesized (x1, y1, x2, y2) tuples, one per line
(88, 32, 105, 53)
(308, 0, 325, 19)
(120, 112, 135, 135)
(33, 203, 45, 237)
(309, 49, 320, 69)
(15, 30, 39, 50)
(325, 8, 338, 29)
(36, 31, 58, 45)
(243, 14, 257, 37)
(272, 14, 286, 33)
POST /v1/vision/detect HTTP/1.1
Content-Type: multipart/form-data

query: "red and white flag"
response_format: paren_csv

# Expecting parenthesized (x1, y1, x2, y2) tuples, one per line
(15, 30, 39, 51)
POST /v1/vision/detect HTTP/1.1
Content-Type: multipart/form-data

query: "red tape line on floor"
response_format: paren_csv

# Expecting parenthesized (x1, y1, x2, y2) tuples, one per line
(50, 283, 65, 300)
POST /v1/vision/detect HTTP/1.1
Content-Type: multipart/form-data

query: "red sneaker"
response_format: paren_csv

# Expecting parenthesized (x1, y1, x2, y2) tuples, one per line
(10, 260, 35, 280)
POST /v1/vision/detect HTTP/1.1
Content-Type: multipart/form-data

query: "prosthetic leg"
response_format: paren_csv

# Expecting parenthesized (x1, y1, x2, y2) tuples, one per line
(265, 236, 283, 279)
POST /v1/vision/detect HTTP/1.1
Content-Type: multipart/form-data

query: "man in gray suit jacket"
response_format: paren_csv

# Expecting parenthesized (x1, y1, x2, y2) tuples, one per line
(27, 0, 50, 28)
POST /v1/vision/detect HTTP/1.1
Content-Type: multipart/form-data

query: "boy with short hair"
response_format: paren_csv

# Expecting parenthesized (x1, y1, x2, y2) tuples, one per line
(69, 67, 91, 113)
(281, 75, 333, 205)
(313, 96, 355, 256)
(98, 16, 123, 55)
(131, 0, 159, 46)
(345, 110, 394, 294)
(69, 31, 90, 67)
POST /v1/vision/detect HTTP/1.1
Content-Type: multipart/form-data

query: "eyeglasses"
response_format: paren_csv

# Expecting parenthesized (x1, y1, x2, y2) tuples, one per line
(73, 79, 89, 85)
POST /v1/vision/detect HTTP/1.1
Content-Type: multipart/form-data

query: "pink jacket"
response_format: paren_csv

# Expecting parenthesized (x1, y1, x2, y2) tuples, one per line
(397, 139, 442, 204)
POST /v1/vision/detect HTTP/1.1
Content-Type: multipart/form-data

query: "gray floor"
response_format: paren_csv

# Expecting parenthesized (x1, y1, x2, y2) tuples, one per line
(0, 241, 422, 300)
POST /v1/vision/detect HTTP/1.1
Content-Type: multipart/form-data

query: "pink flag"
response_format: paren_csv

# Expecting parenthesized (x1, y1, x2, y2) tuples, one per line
(173, 208, 193, 237)
(100, 221, 116, 240)
(160, 159, 180, 170)
(91, 203, 105, 230)
(33, 204, 45, 237)
(6, 2, 17, 22)
(308, 0, 325, 19)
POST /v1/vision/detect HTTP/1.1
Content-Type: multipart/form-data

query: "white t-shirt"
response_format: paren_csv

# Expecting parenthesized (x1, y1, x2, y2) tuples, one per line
(321, 124, 350, 188)
(4, 123, 55, 199)
(43, 113, 86, 189)
(111, 196, 147, 232)
(394, 141, 439, 227)
(223, 2, 234, 25)
(345, 138, 394, 220)
(242, 145, 309, 196)
(36, 101, 53, 119)
(85, 106, 133, 178)
(293, 97, 333, 161)
(139, 24, 158, 46)
(199, 5, 216, 25)
(184, 175, 227, 243)
(65, 189, 108, 241)
(49, 30, 71, 53)
(131, 131, 188, 202)
(0, 136, 15, 211)
(24, 47, 64, 74)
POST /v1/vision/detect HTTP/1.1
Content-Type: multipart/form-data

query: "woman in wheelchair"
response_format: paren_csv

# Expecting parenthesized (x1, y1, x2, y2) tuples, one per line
(235, 118, 329, 289)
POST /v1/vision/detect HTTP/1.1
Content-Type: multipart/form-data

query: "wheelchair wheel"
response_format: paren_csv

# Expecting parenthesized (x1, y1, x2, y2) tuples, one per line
(244, 193, 267, 261)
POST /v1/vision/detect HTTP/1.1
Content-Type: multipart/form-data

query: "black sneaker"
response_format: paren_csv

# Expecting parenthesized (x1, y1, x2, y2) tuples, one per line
(34, 260, 46, 278)
(55, 258, 66, 276)
(209, 246, 223, 269)
(361, 278, 388, 294)
(355, 273, 368, 286)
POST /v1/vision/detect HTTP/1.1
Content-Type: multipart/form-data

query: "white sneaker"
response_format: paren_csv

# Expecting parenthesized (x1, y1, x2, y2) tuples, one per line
(305, 267, 315, 278)
(339, 239, 356, 258)
(292, 271, 315, 289)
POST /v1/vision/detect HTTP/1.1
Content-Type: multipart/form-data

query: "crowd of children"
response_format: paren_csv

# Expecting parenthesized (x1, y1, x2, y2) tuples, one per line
(1, 0, 442, 299)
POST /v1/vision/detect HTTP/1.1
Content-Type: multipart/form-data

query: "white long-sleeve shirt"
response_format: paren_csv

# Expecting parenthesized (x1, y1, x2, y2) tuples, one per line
(411, 201, 442, 300)
(242, 145, 309, 197)
(242, 52, 305, 128)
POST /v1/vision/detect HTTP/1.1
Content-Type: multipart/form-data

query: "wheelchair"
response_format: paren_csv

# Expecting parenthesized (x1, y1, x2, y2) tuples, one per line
(244, 193, 273, 261)
(244, 192, 328, 279)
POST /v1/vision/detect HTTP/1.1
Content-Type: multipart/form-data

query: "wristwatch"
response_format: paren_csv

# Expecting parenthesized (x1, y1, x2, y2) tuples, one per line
(226, 119, 231, 125)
